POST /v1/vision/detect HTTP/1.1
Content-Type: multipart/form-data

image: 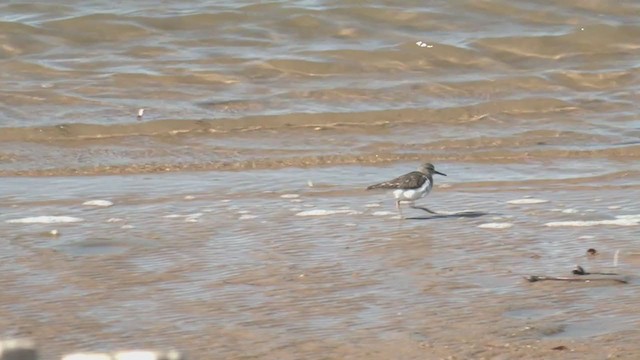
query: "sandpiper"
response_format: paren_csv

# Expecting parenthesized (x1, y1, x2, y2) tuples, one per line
(366, 163, 446, 218)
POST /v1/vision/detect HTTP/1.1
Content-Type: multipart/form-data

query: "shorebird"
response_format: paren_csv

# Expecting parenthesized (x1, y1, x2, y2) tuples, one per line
(366, 163, 446, 218)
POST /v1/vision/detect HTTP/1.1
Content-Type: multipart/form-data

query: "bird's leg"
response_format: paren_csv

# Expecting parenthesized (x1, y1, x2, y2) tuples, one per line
(396, 200, 404, 219)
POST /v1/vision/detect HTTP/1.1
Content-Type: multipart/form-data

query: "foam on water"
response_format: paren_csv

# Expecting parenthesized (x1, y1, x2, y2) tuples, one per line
(372, 211, 395, 216)
(478, 223, 514, 229)
(545, 214, 640, 227)
(561, 208, 579, 214)
(164, 213, 203, 219)
(507, 198, 549, 204)
(295, 209, 360, 216)
(82, 200, 114, 207)
(281, 194, 300, 199)
(6, 216, 84, 224)
(371, 211, 396, 216)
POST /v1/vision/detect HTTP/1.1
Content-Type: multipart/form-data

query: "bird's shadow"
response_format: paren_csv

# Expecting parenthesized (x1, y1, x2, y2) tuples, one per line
(405, 206, 492, 220)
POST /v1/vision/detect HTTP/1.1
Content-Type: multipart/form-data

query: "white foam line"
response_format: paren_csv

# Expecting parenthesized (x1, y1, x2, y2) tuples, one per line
(561, 209, 579, 214)
(545, 218, 639, 227)
(507, 198, 549, 204)
(372, 211, 395, 216)
(281, 194, 300, 199)
(7, 216, 84, 224)
(164, 213, 203, 219)
(617, 214, 640, 221)
(295, 209, 360, 217)
(82, 200, 114, 207)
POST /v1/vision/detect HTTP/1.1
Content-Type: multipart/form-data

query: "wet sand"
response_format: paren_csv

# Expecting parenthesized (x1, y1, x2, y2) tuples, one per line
(1, 162, 640, 359)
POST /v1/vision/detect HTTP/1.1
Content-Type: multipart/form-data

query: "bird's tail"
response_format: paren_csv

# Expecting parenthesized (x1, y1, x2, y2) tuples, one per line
(366, 182, 393, 190)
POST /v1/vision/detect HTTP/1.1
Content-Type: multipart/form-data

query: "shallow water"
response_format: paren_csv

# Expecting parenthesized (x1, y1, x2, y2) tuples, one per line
(1, 0, 640, 358)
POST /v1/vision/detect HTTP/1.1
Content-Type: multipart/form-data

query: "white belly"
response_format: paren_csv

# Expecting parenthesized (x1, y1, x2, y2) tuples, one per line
(392, 180, 432, 201)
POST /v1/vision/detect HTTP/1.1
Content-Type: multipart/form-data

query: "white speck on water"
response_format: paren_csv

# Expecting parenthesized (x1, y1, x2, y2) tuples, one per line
(372, 211, 396, 216)
(202, 208, 214, 212)
(507, 198, 549, 204)
(107, 218, 124, 223)
(221, 199, 231, 203)
(295, 209, 360, 217)
(164, 213, 202, 220)
(415, 41, 433, 48)
(307, 180, 314, 187)
(562, 208, 579, 214)
(608, 205, 621, 210)
(50, 229, 59, 236)
(239, 214, 258, 220)
(439, 184, 451, 188)
(184, 195, 196, 200)
(82, 200, 114, 207)
(578, 235, 595, 239)
(7, 216, 84, 224)
(478, 223, 513, 229)
(185, 213, 203, 221)
(121, 224, 134, 229)
(281, 194, 300, 199)
(365, 203, 381, 208)
(237, 210, 250, 214)
(290, 199, 303, 203)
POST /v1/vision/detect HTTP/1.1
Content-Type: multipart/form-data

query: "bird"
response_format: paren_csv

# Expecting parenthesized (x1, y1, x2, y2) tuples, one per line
(366, 163, 446, 218)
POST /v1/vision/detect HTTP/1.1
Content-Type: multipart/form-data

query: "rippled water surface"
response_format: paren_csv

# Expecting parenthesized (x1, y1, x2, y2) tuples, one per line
(1, 1, 640, 358)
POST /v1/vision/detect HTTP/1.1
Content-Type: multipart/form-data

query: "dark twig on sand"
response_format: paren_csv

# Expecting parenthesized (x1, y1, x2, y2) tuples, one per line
(524, 275, 628, 284)
(525, 265, 628, 284)
(572, 265, 619, 276)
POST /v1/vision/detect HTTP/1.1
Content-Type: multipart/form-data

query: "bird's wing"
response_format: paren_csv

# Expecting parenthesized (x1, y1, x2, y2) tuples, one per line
(367, 171, 427, 190)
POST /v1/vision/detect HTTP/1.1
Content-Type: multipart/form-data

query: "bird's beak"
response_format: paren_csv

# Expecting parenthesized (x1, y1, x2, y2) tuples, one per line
(434, 170, 447, 176)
